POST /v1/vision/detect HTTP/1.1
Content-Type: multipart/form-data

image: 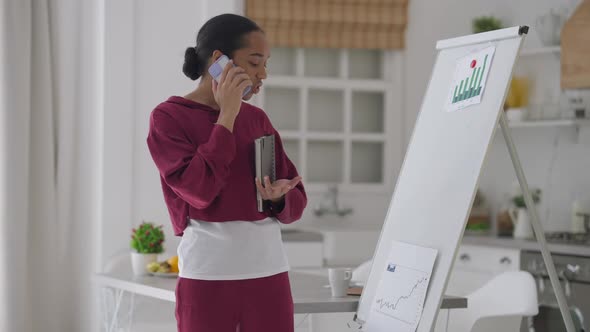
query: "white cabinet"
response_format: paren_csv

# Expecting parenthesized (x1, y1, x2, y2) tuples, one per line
(284, 241, 324, 268)
(447, 244, 520, 295)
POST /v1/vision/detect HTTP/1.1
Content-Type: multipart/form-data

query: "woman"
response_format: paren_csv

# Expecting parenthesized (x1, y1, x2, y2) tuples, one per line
(146, 13, 307, 332)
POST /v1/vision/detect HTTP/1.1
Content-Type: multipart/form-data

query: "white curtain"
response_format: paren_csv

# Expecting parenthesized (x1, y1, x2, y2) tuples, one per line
(1, 1, 102, 331)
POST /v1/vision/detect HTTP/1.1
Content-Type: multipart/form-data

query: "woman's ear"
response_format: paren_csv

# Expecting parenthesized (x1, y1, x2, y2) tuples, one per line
(211, 50, 223, 62)
(204, 50, 224, 71)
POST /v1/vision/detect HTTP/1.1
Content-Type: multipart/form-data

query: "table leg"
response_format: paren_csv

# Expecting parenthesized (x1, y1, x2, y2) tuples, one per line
(433, 309, 450, 332)
(100, 287, 137, 332)
(100, 287, 110, 331)
(128, 293, 135, 331)
(108, 288, 124, 332)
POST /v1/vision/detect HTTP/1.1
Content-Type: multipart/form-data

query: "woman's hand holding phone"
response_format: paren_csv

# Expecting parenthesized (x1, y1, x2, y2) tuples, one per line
(213, 59, 252, 132)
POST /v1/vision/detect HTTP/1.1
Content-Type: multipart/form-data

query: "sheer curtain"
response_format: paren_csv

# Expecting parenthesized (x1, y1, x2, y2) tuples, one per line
(0, 1, 102, 331)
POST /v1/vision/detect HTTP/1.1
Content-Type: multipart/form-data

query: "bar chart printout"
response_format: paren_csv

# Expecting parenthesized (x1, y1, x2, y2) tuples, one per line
(446, 45, 496, 112)
(364, 241, 438, 332)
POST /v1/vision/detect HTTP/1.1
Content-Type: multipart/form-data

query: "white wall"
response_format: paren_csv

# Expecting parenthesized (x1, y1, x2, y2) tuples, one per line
(103, 0, 590, 262)
(132, 0, 208, 257)
(404, 0, 589, 232)
(101, 0, 209, 261)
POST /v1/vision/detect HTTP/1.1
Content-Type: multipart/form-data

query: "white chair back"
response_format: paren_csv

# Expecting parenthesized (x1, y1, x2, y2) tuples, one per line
(447, 271, 538, 332)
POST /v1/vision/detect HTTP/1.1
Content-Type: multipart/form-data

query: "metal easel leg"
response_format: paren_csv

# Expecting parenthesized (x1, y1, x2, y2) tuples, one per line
(498, 111, 576, 332)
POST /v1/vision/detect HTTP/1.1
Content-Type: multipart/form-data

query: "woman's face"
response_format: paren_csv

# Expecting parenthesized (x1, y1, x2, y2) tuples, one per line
(230, 31, 270, 101)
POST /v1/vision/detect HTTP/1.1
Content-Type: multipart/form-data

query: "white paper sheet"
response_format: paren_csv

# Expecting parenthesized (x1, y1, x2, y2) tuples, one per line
(446, 45, 496, 112)
(364, 241, 438, 332)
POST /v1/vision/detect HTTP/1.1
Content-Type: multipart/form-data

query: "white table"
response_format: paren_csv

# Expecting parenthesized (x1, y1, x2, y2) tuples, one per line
(94, 269, 467, 331)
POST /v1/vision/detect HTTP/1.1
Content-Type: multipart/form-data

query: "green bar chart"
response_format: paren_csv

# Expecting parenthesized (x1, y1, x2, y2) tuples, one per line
(446, 45, 495, 112)
(452, 55, 488, 104)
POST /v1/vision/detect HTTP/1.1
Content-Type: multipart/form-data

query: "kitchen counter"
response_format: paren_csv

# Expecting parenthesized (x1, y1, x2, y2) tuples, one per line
(281, 229, 323, 242)
(462, 234, 590, 257)
(282, 229, 590, 257)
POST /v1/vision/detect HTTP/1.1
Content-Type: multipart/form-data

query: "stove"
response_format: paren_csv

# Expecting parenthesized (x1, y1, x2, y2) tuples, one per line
(521, 250, 590, 331)
(544, 232, 590, 245)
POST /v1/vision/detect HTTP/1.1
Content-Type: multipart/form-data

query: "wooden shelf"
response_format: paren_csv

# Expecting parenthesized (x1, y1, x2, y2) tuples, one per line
(503, 119, 590, 143)
(505, 119, 590, 128)
(519, 46, 561, 57)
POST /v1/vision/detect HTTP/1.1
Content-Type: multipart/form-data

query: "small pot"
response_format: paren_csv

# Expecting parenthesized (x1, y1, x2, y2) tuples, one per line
(130, 252, 157, 276)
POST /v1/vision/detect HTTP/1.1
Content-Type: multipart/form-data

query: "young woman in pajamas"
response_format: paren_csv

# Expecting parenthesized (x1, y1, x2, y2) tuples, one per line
(147, 13, 307, 332)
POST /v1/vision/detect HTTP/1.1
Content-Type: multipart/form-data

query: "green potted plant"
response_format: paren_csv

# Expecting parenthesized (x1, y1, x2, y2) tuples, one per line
(511, 188, 541, 208)
(472, 16, 503, 33)
(466, 189, 491, 234)
(130, 221, 165, 275)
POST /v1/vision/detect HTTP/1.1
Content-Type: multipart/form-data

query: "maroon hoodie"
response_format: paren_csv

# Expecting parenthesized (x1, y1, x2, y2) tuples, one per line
(147, 96, 307, 236)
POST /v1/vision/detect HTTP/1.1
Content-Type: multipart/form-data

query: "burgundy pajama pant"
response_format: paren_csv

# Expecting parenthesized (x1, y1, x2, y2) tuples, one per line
(175, 272, 294, 332)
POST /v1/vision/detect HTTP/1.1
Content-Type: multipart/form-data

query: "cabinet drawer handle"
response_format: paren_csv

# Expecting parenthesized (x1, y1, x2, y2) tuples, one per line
(500, 257, 512, 265)
(459, 254, 470, 262)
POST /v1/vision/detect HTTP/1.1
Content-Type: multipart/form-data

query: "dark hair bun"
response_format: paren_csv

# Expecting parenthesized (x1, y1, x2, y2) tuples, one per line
(183, 47, 201, 80)
(183, 14, 262, 82)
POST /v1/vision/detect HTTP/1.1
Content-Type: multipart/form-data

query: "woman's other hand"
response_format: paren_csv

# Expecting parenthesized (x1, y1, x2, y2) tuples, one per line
(255, 176, 302, 203)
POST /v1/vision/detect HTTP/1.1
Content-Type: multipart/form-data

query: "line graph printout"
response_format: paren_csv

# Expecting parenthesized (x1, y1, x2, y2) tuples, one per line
(365, 241, 438, 332)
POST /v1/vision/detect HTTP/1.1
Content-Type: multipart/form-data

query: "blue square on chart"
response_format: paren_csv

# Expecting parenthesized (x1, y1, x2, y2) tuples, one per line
(386, 264, 396, 272)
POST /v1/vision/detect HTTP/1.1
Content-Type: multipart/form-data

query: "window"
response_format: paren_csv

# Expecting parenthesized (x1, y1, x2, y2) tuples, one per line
(250, 48, 403, 192)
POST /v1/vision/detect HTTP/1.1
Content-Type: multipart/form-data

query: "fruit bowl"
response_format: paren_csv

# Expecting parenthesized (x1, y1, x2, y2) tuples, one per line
(146, 255, 179, 277)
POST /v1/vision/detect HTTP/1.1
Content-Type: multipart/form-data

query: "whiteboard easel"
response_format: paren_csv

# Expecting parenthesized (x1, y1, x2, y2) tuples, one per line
(355, 26, 576, 332)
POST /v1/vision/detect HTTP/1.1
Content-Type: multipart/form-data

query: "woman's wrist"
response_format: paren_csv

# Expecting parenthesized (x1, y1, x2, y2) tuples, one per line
(216, 114, 236, 132)
(270, 195, 284, 204)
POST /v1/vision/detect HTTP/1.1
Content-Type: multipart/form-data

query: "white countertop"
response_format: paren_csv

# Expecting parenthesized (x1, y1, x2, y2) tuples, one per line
(282, 229, 590, 257)
(461, 234, 590, 257)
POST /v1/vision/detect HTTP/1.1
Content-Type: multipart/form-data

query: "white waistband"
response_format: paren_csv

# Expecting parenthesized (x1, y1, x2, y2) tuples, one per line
(177, 218, 290, 280)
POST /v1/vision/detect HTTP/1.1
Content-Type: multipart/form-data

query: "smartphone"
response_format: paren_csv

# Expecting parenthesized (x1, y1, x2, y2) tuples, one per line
(208, 54, 252, 97)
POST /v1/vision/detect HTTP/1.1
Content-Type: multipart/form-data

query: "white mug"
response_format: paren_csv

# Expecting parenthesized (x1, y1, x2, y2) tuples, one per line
(328, 268, 352, 297)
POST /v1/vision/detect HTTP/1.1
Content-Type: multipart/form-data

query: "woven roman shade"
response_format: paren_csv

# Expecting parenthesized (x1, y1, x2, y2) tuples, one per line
(246, 0, 409, 49)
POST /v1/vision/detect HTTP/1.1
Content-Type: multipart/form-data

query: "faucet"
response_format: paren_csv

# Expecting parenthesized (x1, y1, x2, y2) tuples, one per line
(313, 185, 353, 217)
